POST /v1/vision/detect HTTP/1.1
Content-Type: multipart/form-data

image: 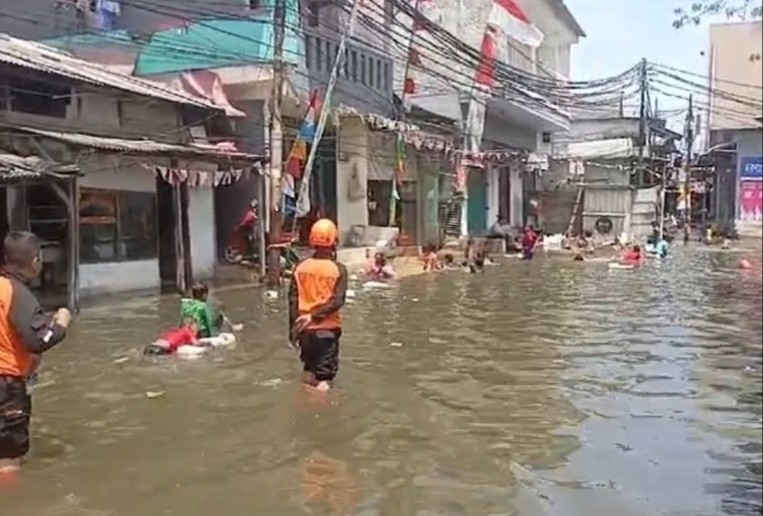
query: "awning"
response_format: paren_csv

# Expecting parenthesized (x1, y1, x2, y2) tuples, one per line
(6, 125, 266, 166)
(177, 70, 246, 118)
(0, 152, 79, 183)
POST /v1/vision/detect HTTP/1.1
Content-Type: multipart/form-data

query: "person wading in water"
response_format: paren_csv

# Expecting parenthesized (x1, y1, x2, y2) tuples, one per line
(288, 219, 348, 392)
(0, 232, 70, 483)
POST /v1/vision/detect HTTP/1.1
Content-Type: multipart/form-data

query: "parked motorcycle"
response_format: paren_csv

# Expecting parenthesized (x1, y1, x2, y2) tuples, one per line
(224, 201, 259, 264)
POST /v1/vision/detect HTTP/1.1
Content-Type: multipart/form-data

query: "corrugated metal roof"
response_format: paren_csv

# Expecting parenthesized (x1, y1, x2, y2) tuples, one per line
(12, 126, 265, 162)
(0, 33, 220, 111)
(0, 152, 79, 182)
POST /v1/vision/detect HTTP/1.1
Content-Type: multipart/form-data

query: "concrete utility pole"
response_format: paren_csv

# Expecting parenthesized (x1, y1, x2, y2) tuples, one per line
(266, 0, 286, 288)
(637, 58, 648, 186)
(682, 94, 695, 242)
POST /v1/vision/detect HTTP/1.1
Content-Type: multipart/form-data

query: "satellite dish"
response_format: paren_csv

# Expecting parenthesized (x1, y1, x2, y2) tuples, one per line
(595, 217, 613, 235)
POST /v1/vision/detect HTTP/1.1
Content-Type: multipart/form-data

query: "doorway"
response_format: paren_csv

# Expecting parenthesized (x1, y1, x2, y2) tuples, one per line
(466, 169, 488, 234)
(156, 177, 178, 292)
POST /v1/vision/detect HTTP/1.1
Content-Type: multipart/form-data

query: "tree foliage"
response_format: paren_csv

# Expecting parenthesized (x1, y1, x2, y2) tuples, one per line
(673, 0, 763, 27)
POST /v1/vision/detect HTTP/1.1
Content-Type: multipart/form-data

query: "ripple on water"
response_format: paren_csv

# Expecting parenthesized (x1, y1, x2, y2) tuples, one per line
(2, 246, 760, 516)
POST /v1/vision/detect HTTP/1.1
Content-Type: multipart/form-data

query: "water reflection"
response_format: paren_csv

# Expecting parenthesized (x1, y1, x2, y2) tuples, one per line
(0, 245, 759, 515)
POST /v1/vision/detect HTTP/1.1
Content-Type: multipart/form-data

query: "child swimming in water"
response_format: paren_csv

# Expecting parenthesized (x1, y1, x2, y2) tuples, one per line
(180, 282, 239, 338)
(421, 243, 440, 271)
(363, 251, 397, 280)
(144, 320, 207, 356)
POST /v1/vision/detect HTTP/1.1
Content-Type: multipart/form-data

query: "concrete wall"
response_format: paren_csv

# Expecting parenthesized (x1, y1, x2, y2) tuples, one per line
(336, 118, 370, 241)
(78, 160, 160, 297)
(708, 22, 763, 131)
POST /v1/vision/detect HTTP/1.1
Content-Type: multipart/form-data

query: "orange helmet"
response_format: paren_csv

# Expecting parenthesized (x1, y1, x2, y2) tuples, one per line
(309, 218, 339, 248)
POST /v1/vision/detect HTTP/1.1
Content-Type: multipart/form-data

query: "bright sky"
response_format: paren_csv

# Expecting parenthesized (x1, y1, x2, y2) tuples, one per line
(564, 0, 716, 116)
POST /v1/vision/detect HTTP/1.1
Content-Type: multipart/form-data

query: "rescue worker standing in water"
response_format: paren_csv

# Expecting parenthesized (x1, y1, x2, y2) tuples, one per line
(288, 219, 348, 392)
(0, 232, 70, 480)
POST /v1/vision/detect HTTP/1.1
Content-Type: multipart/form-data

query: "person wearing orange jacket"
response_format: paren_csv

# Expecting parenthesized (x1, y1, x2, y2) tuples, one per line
(0, 232, 70, 480)
(288, 219, 348, 392)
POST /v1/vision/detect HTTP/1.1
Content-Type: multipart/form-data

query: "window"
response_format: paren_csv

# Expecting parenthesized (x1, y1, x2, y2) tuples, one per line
(306, 1, 320, 27)
(376, 59, 383, 89)
(383, 61, 391, 90)
(360, 54, 367, 85)
(316, 39, 324, 72)
(350, 50, 358, 81)
(368, 56, 375, 87)
(249, 0, 262, 8)
(305, 36, 312, 69)
(6, 77, 69, 118)
(79, 188, 157, 263)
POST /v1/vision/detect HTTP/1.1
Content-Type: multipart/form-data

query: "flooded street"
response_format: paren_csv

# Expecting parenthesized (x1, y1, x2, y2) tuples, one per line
(3, 246, 761, 516)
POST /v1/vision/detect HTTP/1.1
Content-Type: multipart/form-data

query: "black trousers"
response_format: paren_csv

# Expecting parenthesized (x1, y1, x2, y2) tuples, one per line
(299, 329, 341, 382)
(0, 376, 31, 460)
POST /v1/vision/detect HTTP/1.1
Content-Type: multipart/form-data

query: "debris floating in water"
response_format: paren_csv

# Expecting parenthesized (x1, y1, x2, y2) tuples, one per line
(113, 356, 130, 365)
(346, 289, 357, 298)
(264, 290, 279, 300)
(390, 342, 403, 347)
(145, 391, 165, 399)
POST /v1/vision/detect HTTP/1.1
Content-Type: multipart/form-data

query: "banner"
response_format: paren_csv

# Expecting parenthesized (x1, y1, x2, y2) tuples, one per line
(740, 156, 762, 181)
(739, 180, 763, 222)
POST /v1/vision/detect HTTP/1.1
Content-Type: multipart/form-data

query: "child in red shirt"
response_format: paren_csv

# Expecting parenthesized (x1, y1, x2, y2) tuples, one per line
(144, 320, 203, 356)
(620, 244, 644, 265)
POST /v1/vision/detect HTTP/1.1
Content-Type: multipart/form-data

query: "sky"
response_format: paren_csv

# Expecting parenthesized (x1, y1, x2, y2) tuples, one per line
(564, 0, 715, 118)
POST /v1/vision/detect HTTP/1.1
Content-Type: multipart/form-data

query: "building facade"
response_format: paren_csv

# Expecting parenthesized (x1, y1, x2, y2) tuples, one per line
(707, 21, 763, 235)
(0, 35, 262, 305)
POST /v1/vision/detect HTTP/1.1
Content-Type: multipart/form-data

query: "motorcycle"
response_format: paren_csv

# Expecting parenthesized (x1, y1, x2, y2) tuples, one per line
(224, 204, 259, 264)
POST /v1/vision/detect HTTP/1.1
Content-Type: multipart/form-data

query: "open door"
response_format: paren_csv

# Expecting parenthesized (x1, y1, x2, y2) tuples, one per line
(156, 177, 178, 292)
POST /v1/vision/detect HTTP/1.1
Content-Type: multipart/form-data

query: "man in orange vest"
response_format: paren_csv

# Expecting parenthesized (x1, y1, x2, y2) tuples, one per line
(0, 232, 70, 479)
(288, 219, 348, 392)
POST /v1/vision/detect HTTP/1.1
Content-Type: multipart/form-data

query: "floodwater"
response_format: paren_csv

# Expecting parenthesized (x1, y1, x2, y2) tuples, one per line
(2, 246, 761, 516)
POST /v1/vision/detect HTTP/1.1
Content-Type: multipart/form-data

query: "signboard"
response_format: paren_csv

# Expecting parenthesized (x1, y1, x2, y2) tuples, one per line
(740, 157, 763, 181)
(739, 181, 763, 222)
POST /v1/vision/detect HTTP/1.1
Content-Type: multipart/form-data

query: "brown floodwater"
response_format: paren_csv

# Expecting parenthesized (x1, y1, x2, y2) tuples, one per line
(2, 245, 761, 516)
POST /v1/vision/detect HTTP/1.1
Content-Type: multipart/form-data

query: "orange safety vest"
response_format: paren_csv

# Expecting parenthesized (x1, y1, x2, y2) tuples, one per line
(293, 258, 342, 331)
(0, 277, 34, 377)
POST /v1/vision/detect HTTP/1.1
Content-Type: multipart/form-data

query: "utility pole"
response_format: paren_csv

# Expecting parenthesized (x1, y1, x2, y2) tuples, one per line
(266, 0, 286, 288)
(637, 58, 648, 187)
(290, 0, 363, 233)
(682, 94, 695, 243)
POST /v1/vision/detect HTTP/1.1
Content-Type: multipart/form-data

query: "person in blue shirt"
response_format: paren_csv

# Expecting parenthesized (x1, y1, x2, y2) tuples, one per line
(646, 236, 669, 259)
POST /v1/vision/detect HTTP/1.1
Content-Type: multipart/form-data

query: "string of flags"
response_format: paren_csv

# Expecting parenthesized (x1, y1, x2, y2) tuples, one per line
(283, 89, 321, 218)
(150, 166, 245, 187)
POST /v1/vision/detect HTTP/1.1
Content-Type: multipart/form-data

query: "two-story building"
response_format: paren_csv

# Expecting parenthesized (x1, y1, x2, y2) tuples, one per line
(395, 0, 584, 235)
(0, 34, 263, 306)
(706, 21, 762, 235)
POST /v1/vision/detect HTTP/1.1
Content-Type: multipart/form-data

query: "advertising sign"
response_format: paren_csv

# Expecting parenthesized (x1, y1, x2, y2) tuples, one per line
(740, 157, 763, 181)
(739, 180, 763, 222)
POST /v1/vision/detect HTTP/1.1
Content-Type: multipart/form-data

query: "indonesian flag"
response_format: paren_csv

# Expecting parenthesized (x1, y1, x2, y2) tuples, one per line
(488, 0, 544, 48)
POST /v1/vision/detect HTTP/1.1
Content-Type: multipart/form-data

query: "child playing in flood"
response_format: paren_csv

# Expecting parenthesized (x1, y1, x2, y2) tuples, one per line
(421, 243, 440, 271)
(619, 244, 644, 265)
(144, 320, 205, 355)
(363, 251, 397, 281)
(180, 282, 239, 338)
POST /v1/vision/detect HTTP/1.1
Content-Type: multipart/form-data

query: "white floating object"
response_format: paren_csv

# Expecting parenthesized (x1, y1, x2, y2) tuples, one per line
(362, 281, 390, 289)
(349, 274, 359, 281)
(145, 391, 166, 399)
(609, 263, 635, 270)
(198, 332, 236, 348)
(176, 345, 209, 357)
(265, 290, 279, 299)
(390, 342, 403, 347)
(346, 289, 357, 298)
(231, 323, 244, 332)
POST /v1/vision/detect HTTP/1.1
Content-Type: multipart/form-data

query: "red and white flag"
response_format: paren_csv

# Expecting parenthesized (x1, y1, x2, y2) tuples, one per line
(488, 0, 544, 48)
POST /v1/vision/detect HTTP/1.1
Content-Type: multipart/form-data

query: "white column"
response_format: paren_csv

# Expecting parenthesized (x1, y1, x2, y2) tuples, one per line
(486, 165, 499, 227)
(509, 166, 523, 227)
